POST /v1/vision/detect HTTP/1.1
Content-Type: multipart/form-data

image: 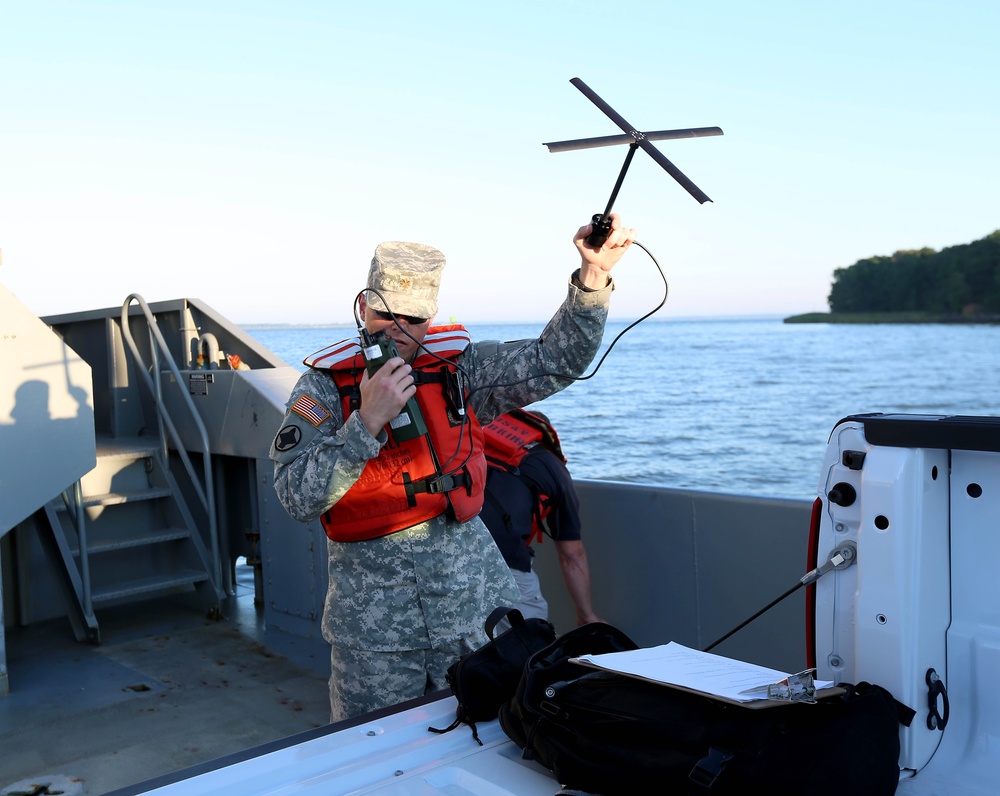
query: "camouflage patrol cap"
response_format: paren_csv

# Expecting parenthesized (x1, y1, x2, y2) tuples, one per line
(365, 241, 445, 319)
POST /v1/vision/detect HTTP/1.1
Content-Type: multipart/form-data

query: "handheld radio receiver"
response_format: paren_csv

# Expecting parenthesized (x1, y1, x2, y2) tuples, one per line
(361, 330, 428, 442)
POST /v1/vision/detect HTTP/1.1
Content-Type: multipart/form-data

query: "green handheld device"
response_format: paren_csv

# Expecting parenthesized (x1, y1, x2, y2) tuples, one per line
(361, 330, 428, 442)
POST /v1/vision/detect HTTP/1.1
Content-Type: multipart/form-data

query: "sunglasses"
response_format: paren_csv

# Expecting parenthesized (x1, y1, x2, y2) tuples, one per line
(371, 309, 430, 326)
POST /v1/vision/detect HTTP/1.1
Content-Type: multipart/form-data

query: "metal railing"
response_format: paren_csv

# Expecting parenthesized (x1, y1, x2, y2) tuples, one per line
(120, 294, 224, 601)
(60, 481, 94, 622)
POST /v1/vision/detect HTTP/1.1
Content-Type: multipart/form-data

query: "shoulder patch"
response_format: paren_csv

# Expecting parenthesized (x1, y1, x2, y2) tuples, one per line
(274, 424, 302, 452)
(291, 394, 331, 427)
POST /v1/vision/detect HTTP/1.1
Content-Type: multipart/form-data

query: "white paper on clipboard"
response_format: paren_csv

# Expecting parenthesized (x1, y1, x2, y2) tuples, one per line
(571, 641, 836, 706)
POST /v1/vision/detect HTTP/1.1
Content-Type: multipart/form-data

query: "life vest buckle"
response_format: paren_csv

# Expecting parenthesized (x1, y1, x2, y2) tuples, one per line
(426, 472, 470, 494)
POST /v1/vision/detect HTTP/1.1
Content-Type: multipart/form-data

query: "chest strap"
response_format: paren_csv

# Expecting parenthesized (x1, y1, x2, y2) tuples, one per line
(402, 470, 473, 507)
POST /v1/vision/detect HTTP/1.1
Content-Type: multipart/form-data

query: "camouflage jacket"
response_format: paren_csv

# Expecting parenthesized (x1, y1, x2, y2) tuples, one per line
(269, 272, 612, 651)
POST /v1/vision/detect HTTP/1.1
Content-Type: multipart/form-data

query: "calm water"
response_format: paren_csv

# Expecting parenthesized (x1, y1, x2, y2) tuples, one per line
(247, 319, 1000, 500)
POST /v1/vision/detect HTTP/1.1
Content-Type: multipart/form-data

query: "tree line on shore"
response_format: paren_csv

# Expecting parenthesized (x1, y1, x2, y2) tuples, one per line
(827, 229, 1000, 316)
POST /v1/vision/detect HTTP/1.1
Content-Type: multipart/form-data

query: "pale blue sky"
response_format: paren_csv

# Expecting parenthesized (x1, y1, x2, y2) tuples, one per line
(2, 0, 997, 324)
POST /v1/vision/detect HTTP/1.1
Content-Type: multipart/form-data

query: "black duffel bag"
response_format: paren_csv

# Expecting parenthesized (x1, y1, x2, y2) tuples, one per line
(499, 622, 912, 795)
(429, 606, 556, 744)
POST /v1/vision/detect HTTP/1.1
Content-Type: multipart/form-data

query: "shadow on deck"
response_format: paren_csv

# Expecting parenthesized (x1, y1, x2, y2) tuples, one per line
(0, 565, 331, 795)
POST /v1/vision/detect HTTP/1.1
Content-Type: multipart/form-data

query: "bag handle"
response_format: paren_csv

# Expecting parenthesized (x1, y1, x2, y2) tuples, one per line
(485, 605, 525, 640)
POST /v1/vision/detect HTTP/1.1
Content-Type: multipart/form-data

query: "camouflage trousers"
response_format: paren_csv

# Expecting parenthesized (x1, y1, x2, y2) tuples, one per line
(328, 637, 479, 723)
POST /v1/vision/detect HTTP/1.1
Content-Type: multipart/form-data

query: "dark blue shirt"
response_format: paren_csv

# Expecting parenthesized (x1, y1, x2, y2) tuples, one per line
(478, 447, 582, 572)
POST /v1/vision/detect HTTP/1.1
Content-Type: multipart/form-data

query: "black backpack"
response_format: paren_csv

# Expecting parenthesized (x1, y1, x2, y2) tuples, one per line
(429, 606, 556, 744)
(499, 622, 911, 795)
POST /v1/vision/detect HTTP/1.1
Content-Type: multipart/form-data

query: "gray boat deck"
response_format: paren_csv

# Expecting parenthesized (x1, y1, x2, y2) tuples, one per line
(0, 566, 331, 795)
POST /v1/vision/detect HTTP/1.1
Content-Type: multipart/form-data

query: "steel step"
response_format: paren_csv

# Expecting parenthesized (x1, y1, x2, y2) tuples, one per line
(79, 487, 173, 507)
(90, 570, 209, 604)
(94, 436, 160, 462)
(53, 486, 175, 510)
(69, 528, 192, 555)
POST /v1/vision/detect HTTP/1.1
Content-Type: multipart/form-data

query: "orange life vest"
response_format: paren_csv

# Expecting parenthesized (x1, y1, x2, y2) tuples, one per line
(306, 326, 486, 542)
(483, 408, 565, 467)
(482, 408, 565, 545)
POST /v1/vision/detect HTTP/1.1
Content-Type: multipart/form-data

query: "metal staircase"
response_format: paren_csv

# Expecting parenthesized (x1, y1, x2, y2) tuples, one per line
(29, 294, 228, 643)
(37, 436, 221, 643)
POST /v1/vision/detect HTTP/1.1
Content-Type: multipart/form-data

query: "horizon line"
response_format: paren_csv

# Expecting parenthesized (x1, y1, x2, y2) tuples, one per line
(239, 312, 798, 328)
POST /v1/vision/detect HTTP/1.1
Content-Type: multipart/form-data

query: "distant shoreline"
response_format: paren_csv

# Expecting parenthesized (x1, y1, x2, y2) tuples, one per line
(784, 312, 1000, 324)
(240, 314, 790, 329)
(241, 322, 356, 329)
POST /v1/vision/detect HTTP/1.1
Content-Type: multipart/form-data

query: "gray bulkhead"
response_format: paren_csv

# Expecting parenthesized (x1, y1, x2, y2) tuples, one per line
(2, 287, 813, 702)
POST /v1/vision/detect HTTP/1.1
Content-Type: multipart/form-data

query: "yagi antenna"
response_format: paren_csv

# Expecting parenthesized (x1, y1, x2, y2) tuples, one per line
(545, 77, 723, 247)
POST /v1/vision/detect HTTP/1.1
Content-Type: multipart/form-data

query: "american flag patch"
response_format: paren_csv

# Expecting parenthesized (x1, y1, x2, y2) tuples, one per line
(291, 394, 330, 427)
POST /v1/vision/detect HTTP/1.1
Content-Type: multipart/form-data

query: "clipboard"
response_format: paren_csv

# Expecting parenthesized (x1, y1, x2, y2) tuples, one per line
(569, 641, 844, 709)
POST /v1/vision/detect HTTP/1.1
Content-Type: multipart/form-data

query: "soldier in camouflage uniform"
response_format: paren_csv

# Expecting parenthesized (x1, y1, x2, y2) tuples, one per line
(270, 214, 636, 721)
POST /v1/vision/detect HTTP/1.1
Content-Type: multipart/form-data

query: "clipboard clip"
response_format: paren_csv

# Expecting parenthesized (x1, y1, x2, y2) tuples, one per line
(738, 668, 819, 704)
